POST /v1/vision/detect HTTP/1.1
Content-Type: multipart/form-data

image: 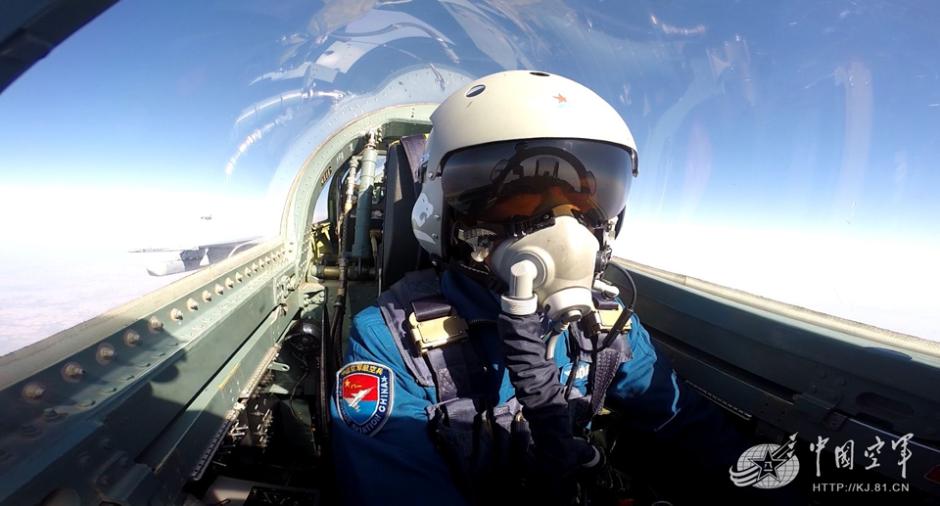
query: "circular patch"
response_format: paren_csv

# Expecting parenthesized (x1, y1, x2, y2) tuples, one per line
(335, 361, 395, 436)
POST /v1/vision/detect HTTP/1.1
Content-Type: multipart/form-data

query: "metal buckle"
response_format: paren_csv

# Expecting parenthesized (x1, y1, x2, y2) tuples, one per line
(408, 312, 469, 353)
(597, 306, 632, 332)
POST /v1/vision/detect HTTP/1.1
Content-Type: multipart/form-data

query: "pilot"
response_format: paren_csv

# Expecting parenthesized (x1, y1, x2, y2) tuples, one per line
(330, 70, 748, 505)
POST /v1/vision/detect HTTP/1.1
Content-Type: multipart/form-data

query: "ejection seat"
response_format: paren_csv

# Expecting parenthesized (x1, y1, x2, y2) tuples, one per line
(380, 134, 431, 290)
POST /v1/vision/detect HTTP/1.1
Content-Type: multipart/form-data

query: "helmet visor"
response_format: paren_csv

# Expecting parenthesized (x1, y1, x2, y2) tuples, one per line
(441, 138, 636, 225)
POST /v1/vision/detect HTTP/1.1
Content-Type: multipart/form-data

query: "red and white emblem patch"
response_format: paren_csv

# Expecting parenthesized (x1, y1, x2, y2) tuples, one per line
(335, 361, 394, 436)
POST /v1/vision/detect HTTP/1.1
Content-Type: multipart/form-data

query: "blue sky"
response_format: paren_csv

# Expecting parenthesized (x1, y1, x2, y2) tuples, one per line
(1, 0, 938, 345)
(0, 1, 293, 194)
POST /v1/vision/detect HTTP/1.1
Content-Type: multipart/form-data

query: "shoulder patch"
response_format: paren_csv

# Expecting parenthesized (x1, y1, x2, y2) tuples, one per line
(335, 361, 395, 436)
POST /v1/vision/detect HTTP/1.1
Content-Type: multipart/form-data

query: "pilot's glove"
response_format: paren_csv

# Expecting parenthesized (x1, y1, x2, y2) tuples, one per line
(574, 446, 632, 505)
(499, 311, 594, 475)
(525, 439, 610, 505)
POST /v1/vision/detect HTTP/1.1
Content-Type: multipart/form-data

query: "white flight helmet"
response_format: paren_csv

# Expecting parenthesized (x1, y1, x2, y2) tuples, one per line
(411, 70, 638, 318)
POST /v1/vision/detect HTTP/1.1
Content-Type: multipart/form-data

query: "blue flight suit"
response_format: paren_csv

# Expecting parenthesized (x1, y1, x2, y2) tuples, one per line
(329, 269, 708, 505)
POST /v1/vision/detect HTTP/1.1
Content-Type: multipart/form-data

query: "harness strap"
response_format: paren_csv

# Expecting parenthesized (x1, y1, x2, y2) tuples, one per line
(412, 297, 452, 320)
(590, 347, 624, 415)
(378, 269, 488, 401)
(427, 346, 461, 402)
(567, 314, 632, 425)
(377, 269, 441, 387)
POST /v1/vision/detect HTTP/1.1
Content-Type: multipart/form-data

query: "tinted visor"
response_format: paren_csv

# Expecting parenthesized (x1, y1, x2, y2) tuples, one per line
(441, 138, 636, 225)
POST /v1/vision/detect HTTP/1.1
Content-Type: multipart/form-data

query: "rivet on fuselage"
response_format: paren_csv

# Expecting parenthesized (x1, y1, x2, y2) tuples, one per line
(124, 330, 141, 346)
(61, 362, 85, 382)
(96, 344, 115, 364)
(22, 382, 45, 401)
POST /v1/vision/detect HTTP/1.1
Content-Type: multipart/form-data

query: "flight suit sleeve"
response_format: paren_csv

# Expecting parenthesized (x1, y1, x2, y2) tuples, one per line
(330, 306, 467, 506)
(604, 314, 683, 431)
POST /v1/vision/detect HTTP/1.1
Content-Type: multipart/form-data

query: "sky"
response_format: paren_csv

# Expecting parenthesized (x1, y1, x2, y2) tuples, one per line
(0, 0, 938, 353)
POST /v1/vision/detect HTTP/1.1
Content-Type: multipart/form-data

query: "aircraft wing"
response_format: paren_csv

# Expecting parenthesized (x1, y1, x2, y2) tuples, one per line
(132, 237, 263, 276)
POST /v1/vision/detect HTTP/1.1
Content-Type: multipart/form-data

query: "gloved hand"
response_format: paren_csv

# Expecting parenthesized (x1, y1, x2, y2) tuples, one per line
(574, 447, 632, 505)
(499, 311, 593, 475)
(579, 452, 630, 505)
(526, 441, 619, 506)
